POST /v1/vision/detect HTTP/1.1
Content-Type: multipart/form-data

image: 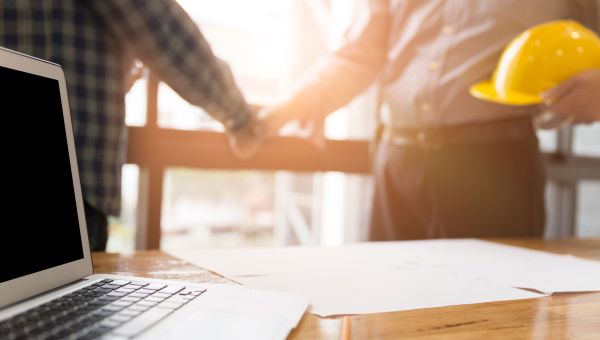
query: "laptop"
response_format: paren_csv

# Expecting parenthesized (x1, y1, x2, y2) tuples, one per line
(0, 47, 309, 340)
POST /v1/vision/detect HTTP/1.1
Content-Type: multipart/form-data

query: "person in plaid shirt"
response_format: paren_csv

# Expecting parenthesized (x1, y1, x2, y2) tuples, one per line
(0, 0, 263, 251)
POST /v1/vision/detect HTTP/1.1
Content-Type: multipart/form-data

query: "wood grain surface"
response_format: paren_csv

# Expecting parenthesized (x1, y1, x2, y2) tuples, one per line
(92, 238, 600, 340)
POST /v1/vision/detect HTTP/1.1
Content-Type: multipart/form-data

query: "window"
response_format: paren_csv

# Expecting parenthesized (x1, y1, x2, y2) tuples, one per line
(109, 1, 599, 252)
(108, 0, 374, 251)
(574, 124, 600, 157)
(577, 181, 600, 237)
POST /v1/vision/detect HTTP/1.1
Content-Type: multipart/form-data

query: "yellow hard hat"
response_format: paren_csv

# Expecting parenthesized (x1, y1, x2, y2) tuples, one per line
(470, 20, 600, 106)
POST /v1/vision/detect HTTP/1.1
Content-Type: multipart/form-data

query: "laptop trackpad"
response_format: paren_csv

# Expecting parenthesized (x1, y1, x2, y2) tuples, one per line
(158, 309, 288, 340)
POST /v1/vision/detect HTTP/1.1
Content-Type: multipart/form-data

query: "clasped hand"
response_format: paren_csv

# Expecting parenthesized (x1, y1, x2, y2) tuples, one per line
(227, 103, 322, 159)
(542, 69, 600, 124)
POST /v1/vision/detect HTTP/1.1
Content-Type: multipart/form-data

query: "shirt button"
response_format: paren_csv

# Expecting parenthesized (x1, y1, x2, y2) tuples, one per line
(442, 25, 455, 35)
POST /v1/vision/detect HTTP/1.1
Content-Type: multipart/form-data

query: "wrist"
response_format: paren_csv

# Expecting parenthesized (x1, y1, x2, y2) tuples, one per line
(225, 111, 251, 133)
(230, 113, 263, 138)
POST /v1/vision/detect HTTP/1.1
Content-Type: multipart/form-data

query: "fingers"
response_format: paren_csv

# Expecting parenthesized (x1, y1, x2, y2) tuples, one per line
(542, 70, 600, 124)
(546, 82, 598, 124)
(228, 119, 266, 159)
(542, 75, 578, 105)
(259, 107, 298, 137)
(547, 87, 578, 119)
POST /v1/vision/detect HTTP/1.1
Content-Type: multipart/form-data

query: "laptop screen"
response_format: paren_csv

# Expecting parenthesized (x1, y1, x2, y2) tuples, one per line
(0, 65, 84, 283)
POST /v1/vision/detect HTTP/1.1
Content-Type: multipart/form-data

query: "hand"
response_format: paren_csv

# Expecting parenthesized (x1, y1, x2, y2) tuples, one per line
(260, 103, 326, 149)
(542, 69, 600, 124)
(228, 114, 265, 159)
(258, 103, 299, 135)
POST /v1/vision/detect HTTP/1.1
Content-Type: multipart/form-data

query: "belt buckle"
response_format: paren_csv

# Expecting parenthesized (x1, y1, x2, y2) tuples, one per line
(416, 128, 444, 150)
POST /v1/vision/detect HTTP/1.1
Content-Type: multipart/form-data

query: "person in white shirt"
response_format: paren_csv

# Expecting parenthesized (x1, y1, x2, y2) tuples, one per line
(262, 0, 598, 240)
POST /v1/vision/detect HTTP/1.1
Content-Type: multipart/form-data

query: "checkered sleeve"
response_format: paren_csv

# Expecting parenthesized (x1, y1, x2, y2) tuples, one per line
(85, 0, 251, 131)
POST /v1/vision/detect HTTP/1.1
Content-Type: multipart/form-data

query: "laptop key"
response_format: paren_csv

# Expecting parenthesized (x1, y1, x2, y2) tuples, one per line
(107, 291, 127, 298)
(115, 288, 136, 294)
(102, 305, 123, 313)
(166, 296, 190, 304)
(110, 280, 131, 286)
(159, 285, 184, 294)
(122, 284, 143, 290)
(111, 300, 133, 308)
(144, 283, 166, 291)
(98, 295, 120, 302)
(127, 304, 151, 312)
(144, 296, 165, 303)
(191, 289, 206, 296)
(152, 292, 171, 299)
(136, 300, 158, 307)
(120, 296, 142, 303)
(119, 309, 143, 317)
(128, 292, 149, 299)
(110, 314, 133, 323)
(101, 284, 122, 290)
(156, 301, 184, 310)
(99, 319, 123, 329)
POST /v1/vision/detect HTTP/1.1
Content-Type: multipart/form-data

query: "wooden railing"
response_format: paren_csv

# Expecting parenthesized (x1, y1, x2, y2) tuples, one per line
(128, 75, 371, 249)
(127, 75, 600, 249)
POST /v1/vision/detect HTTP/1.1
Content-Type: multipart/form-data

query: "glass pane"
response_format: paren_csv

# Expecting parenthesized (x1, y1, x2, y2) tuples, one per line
(156, 0, 295, 131)
(574, 123, 600, 157)
(107, 164, 139, 252)
(159, 169, 372, 250)
(536, 129, 557, 153)
(325, 86, 378, 141)
(576, 181, 600, 237)
(157, 83, 223, 131)
(161, 169, 275, 249)
(125, 77, 147, 127)
(177, 0, 293, 103)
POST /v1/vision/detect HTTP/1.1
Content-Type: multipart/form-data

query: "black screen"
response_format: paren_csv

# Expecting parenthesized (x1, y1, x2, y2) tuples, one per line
(0, 64, 84, 283)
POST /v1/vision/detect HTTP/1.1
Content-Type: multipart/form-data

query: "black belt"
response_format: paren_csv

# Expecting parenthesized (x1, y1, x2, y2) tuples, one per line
(382, 116, 535, 149)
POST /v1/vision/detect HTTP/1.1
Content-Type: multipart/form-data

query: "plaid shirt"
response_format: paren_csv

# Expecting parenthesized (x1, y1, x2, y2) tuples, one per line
(0, 0, 252, 216)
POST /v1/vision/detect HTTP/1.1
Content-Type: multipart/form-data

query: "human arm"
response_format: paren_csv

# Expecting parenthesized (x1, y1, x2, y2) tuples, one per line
(262, 0, 391, 143)
(84, 0, 262, 157)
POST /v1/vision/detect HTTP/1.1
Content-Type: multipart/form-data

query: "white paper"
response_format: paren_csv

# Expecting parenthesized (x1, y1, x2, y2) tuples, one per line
(169, 239, 600, 316)
(235, 265, 542, 316)
(195, 284, 310, 328)
(382, 239, 600, 294)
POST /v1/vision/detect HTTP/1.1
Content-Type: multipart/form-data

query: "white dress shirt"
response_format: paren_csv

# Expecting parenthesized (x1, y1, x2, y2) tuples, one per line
(291, 0, 598, 129)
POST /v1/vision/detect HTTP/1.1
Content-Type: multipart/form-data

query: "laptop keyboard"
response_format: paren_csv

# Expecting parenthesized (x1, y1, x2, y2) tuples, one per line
(0, 279, 206, 340)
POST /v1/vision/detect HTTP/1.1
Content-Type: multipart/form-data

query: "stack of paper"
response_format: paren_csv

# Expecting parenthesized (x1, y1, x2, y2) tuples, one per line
(169, 240, 600, 317)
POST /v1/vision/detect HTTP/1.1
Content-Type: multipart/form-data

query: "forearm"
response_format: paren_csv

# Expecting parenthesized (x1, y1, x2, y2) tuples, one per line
(283, 0, 390, 120)
(289, 53, 386, 120)
(86, 0, 252, 132)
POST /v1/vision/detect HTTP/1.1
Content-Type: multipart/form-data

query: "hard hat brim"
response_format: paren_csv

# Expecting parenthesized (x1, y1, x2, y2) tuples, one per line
(469, 81, 543, 106)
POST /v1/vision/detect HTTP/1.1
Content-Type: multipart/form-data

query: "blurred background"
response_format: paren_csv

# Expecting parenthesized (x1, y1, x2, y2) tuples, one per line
(108, 0, 600, 252)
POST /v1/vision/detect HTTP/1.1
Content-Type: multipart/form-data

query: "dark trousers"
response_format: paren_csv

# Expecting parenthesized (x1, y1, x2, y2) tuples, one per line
(369, 131, 545, 240)
(84, 201, 109, 251)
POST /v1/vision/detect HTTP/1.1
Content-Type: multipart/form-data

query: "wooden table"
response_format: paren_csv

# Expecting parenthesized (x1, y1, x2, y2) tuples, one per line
(92, 238, 600, 339)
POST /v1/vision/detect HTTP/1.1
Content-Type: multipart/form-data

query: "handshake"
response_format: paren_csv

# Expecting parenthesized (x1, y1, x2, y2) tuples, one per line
(228, 106, 301, 159)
